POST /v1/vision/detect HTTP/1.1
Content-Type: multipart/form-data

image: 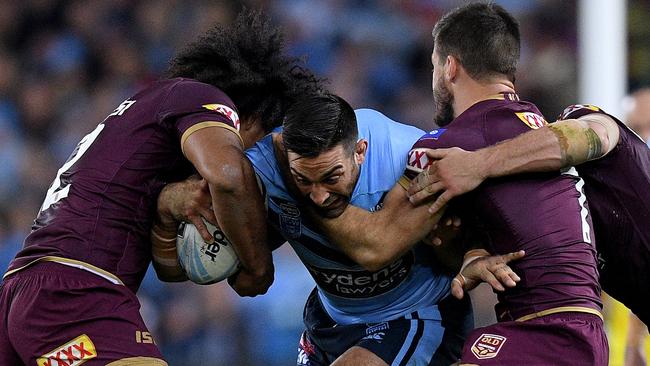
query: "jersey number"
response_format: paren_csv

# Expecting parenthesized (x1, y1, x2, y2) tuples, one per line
(563, 167, 592, 243)
(39, 123, 106, 214)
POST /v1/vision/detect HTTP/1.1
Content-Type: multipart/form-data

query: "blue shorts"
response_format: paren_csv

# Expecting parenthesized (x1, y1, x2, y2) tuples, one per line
(297, 288, 473, 366)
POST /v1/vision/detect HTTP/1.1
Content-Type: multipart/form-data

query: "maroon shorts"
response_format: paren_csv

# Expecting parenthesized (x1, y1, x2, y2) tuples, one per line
(460, 312, 608, 366)
(0, 261, 166, 365)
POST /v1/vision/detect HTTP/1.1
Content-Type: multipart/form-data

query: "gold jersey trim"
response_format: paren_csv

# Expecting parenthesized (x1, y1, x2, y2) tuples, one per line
(180, 121, 243, 156)
(3, 256, 124, 285)
(106, 357, 168, 366)
(398, 175, 411, 190)
(515, 306, 603, 322)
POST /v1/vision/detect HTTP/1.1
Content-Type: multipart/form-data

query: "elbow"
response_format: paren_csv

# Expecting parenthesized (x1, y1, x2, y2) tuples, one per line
(354, 248, 397, 272)
(201, 161, 247, 194)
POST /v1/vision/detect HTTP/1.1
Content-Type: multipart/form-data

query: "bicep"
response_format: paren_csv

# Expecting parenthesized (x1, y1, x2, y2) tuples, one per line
(183, 126, 247, 188)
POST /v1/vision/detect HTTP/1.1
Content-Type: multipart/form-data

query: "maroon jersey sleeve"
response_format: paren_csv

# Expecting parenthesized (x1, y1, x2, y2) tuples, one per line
(157, 79, 243, 153)
(557, 104, 650, 321)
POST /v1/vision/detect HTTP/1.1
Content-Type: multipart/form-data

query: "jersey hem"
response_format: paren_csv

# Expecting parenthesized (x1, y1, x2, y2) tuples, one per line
(3, 256, 124, 285)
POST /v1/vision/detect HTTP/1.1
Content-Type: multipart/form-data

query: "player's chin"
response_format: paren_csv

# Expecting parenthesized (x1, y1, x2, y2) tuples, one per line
(314, 200, 348, 218)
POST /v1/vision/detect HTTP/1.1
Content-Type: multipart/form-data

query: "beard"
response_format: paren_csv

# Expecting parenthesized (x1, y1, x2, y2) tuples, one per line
(433, 80, 455, 127)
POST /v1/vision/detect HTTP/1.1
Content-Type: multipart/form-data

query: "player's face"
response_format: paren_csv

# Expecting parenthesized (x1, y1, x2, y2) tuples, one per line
(287, 141, 367, 218)
(431, 48, 455, 127)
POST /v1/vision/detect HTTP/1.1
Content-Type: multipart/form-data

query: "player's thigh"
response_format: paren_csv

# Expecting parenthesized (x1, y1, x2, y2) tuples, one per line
(0, 281, 24, 366)
(332, 346, 388, 366)
(5, 264, 165, 365)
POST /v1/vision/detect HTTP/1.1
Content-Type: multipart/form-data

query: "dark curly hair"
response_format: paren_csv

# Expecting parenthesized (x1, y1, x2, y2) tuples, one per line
(167, 9, 324, 133)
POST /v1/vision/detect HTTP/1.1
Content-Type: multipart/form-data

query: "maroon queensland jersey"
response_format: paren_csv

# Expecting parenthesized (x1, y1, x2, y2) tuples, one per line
(403, 93, 602, 321)
(558, 104, 650, 324)
(5, 78, 241, 293)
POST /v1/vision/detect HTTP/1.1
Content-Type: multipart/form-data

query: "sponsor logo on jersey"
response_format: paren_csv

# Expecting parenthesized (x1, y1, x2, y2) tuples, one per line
(37, 334, 97, 366)
(307, 253, 414, 298)
(421, 128, 447, 140)
(559, 104, 600, 120)
(278, 202, 302, 239)
(515, 112, 547, 129)
(470, 333, 507, 360)
(203, 103, 241, 131)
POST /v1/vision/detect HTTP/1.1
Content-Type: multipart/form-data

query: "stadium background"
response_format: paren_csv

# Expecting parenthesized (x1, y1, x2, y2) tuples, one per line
(0, 0, 648, 365)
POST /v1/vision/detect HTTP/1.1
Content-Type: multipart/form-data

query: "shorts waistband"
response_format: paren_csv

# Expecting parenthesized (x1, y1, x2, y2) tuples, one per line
(3, 256, 124, 285)
(511, 306, 603, 322)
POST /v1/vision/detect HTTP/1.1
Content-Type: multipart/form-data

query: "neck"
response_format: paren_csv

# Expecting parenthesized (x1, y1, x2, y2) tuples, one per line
(453, 78, 515, 117)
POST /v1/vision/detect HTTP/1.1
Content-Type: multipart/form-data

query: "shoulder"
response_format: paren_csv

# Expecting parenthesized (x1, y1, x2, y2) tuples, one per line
(354, 108, 424, 146)
(245, 134, 287, 192)
(161, 78, 237, 114)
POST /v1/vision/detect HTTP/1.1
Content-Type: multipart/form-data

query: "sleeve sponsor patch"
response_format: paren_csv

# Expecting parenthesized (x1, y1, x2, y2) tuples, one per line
(202, 104, 240, 131)
(515, 112, 547, 129)
(559, 104, 601, 120)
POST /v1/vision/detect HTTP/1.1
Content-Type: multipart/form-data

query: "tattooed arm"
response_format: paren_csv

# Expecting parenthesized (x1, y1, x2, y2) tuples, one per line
(407, 113, 619, 213)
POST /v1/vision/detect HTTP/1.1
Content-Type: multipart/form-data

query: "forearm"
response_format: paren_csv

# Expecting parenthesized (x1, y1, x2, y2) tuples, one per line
(482, 117, 615, 178)
(151, 220, 187, 282)
(207, 153, 273, 277)
(320, 185, 442, 271)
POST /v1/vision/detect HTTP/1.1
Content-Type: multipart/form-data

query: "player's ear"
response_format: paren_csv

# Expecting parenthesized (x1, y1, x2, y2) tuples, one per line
(354, 139, 368, 165)
(446, 55, 458, 82)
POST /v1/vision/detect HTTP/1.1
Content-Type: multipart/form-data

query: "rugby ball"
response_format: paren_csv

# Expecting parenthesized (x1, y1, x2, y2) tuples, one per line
(177, 220, 240, 285)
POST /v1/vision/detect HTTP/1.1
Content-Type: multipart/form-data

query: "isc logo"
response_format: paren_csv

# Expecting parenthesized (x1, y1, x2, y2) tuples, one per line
(135, 331, 155, 344)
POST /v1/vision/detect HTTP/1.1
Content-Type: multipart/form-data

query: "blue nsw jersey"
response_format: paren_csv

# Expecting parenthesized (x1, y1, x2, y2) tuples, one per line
(246, 109, 452, 324)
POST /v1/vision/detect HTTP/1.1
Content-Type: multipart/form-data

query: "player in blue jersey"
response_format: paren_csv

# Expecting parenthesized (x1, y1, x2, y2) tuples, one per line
(157, 93, 523, 366)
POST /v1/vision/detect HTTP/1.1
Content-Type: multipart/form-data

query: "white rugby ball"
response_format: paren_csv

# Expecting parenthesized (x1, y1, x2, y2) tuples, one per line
(177, 220, 240, 285)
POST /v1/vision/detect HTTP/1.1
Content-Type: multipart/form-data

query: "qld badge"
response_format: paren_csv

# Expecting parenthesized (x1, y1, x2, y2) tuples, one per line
(470, 333, 507, 360)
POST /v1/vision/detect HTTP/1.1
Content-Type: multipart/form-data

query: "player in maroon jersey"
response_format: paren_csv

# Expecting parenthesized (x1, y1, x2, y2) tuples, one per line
(407, 101, 650, 328)
(0, 10, 322, 366)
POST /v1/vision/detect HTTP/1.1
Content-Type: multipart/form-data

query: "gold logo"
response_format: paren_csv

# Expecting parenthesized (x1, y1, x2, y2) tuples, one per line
(515, 112, 547, 129)
(202, 104, 240, 131)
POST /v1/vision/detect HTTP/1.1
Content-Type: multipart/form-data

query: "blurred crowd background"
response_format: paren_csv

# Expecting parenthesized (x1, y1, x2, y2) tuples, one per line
(1, 1, 649, 365)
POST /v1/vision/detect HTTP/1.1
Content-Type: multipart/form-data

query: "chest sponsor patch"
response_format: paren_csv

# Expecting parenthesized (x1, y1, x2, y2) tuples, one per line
(38, 334, 97, 366)
(470, 333, 507, 360)
(307, 252, 414, 298)
(203, 103, 241, 131)
(515, 112, 547, 129)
